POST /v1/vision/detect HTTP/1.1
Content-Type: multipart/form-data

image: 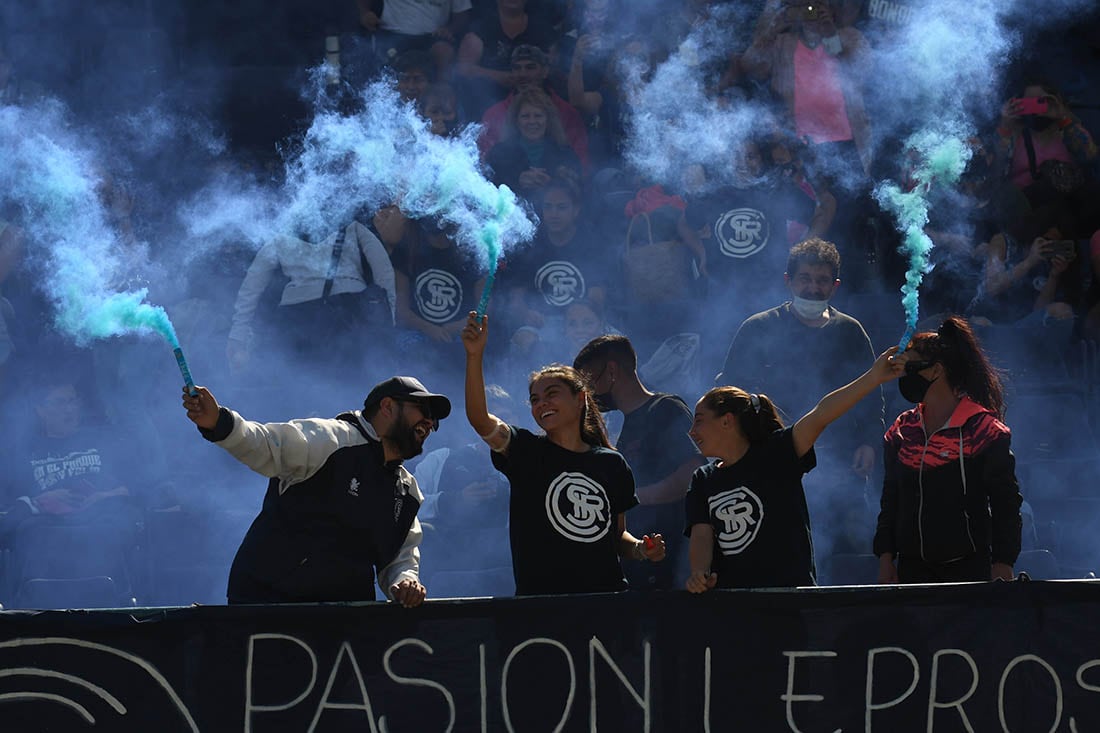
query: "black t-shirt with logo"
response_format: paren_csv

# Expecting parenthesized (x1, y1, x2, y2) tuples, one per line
(506, 229, 612, 317)
(617, 394, 700, 590)
(399, 243, 481, 326)
(491, 427, 639, 595)
(684, 427, 817, 589)
(687, 182, 815, 312)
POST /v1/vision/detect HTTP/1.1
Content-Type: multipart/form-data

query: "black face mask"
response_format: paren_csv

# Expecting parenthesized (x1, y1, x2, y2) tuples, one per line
(898, 373, 937, 404)
(593, 390, 617, 413)
(1028, 115, 1056, 132)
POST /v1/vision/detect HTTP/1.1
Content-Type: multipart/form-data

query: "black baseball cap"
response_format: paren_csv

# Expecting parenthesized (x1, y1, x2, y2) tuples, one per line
(364, 376, 451, 420)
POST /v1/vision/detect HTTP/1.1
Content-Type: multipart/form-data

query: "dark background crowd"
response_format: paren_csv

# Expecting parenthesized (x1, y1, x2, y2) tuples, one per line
(0, 0, 1099, 608)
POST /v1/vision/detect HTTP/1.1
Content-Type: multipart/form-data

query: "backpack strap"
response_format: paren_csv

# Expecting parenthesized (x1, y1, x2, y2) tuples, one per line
(625, 211, 654, 250)
(352, 223, 375, 285)
(322, 227, 348, 301)
(1021, 128, 1040, 181)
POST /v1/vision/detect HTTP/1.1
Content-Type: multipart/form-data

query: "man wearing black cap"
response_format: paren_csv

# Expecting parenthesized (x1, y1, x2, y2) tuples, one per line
(182, 376, 451, 606)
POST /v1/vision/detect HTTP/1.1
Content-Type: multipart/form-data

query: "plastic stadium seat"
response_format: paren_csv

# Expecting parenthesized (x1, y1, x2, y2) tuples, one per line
(16, 577, 133, 610)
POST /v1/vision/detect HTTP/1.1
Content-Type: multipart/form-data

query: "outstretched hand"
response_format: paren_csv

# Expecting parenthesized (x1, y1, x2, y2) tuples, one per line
(182, 386, 221, 430)
(461, 311, 489, 357)
(872, 346, 906, 384)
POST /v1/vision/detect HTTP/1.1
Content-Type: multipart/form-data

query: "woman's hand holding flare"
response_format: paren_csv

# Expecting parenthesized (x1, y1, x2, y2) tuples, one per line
(461, 311, 489, 357)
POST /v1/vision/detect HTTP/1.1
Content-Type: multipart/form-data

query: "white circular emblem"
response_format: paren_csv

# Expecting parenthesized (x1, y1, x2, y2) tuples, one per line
(709, 486, 764, 555)
(715, 208, 769, 258)
(545, 471, 611, 543)
(414, 268, 463, 324)
(535, 260, 586, 307)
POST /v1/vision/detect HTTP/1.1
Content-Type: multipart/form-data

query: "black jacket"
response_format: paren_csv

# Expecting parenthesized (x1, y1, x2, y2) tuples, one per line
(201, 408, 422, 603)
(874, 397, 1022, 565)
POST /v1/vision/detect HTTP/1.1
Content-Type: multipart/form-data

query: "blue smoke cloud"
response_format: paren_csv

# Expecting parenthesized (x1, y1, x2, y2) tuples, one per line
(183, 74, 535, 281)
(622, 5, 778, 190)
(866, 0, 1091, 345)
(0, 100, 182, 350)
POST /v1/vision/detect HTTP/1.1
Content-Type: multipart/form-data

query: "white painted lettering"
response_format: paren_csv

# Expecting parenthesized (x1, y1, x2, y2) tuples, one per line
(926, 649, 977, 732)
(704, 647, 712, 733)
(501, 638, 575, 733)
(480, 644, 488, 733)
(997, 655, 1062, 733)
(866, 647, 919, 731)
(245, 633, 318, 733)
(379, 639, 455, 733)
(780, 650, 840, 733)
(1069, 659, 1100, 732)
(307, 642, 380, 733)
(588, 636, 650, 732)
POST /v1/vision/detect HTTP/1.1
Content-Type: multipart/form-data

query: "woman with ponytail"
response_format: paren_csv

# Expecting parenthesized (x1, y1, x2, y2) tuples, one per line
(461, 311, 666, 595)
(685, 348, 905, 591)
(874, 316, 1023, 584)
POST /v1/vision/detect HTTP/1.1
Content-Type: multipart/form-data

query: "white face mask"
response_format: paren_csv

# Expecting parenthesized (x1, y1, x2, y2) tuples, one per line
(791, 296, 830, 320)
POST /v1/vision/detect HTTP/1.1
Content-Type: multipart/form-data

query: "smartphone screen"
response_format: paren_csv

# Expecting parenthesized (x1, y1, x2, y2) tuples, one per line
(1014, 97, 1049, 116)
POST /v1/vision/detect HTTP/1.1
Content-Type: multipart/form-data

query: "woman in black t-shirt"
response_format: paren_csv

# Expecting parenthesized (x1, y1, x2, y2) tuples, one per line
(684, 347, 903, 591)
(461, 311, 666, 595)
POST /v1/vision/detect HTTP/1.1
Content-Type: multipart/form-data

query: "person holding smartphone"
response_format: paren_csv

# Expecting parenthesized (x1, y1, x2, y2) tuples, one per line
(997, 81, 1099, 238)
(968, 215, 1080, 377)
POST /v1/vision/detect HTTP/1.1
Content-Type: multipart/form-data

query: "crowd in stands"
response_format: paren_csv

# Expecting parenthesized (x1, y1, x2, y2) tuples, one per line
(0, 0, 1099, 607)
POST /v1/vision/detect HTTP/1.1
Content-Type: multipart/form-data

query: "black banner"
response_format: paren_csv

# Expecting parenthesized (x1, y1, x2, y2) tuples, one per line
(1, 582, 1099, 731)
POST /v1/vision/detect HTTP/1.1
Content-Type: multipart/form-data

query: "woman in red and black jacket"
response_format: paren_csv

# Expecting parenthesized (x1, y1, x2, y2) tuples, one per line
(874, 316, 1023, 584)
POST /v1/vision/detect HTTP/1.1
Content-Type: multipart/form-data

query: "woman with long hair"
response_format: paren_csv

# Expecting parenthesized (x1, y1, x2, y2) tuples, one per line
(485, 88, 581, 198)
(875, 316, 1023, 584)
(685, 346, 904, 591)
(462, 311, 665, 595)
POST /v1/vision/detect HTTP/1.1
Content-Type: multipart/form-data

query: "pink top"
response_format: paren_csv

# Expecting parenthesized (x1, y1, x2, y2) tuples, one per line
(1009, 132, 1073, 189)
(792, 41, 854, 144)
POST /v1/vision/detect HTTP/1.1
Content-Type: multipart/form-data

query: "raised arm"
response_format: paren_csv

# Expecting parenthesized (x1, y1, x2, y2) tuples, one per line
(567, 35, 605, 116)
(792, 347, 903, 458)
(182, 386, 346, 486)
(461, 312, 511, 452)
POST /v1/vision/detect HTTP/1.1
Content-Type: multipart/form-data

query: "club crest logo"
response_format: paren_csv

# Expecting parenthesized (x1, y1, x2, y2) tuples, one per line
(709, 486, 764, 554)
(415, 269, 463, 324)
(535, 261, 586, 307)
(715, 208, 769, 258)
(545, 472, 610, 543)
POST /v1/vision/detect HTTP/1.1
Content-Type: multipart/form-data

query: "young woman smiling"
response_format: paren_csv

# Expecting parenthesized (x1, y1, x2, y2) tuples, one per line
(462, 311, 665, 595)
(685, 346, 903, 592)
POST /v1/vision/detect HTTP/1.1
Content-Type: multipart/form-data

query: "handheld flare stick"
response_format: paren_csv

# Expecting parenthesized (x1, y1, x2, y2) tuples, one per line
(174, 347, 198, 397)
(475, 264, 497, 325)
